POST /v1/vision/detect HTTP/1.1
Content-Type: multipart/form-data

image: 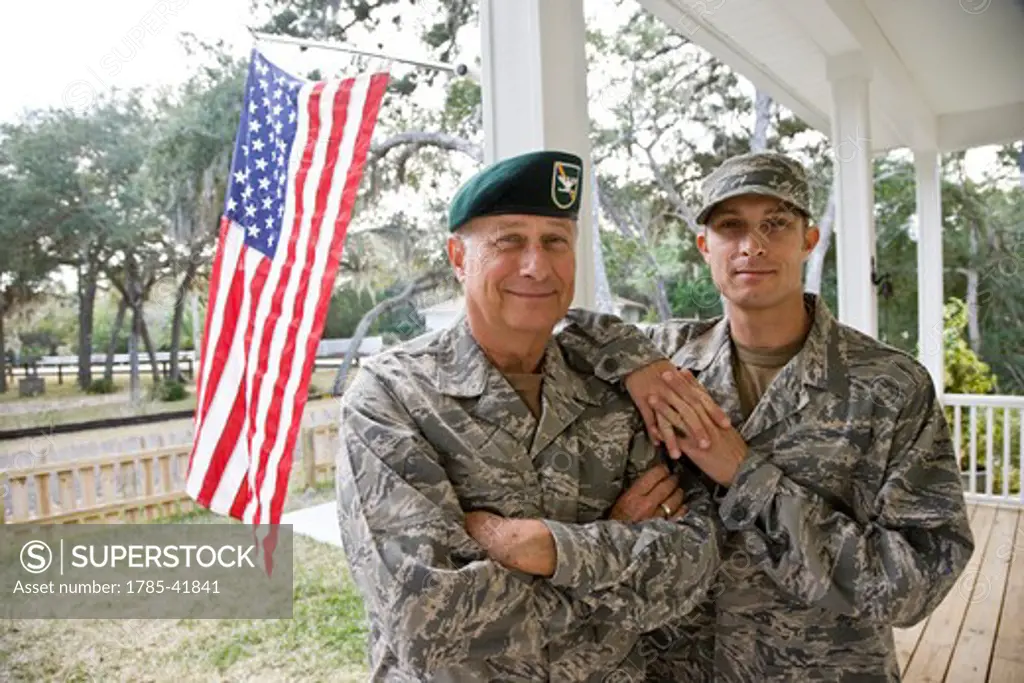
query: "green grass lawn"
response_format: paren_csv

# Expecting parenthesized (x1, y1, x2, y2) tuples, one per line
(0, 377, 95, 403)
(0, 483, 370, 682)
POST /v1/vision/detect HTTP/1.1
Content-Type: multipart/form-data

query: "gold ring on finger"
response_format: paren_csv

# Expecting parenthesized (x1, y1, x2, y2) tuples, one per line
(660, 502, 672, 517)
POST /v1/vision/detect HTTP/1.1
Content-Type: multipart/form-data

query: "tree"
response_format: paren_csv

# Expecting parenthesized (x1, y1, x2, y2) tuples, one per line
(1, 108, 106, 389)
(0, 137, 62, 392)
(144, 50, 246, 381)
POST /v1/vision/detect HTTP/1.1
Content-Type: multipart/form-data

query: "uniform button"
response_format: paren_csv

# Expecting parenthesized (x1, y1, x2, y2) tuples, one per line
(601, 358, 619, 373)
(731, 506, 747, 522)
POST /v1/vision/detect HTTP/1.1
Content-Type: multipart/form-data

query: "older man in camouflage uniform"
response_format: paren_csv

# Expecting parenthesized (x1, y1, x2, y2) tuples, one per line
(335, 150, 723, 682)
(560, 151, 974, 681)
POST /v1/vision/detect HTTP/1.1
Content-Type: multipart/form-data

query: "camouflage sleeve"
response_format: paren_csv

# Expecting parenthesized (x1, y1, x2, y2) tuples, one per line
(335, 369, 586, 673)
(559, 308, 684, 384)
(718, 379, 974, 627)
(541, 432, 724, 633)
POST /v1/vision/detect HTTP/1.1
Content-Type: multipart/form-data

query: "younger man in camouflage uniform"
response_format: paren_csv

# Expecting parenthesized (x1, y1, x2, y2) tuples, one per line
(561, 151, 974, 681)
(335, 150, 723, 682)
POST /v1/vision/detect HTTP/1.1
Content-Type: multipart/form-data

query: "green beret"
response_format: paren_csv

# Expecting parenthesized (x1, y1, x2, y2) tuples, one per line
(448, 150, 584, 232)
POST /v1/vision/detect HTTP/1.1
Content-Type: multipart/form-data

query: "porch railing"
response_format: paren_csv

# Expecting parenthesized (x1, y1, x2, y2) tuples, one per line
(942, 394, 1024, 507)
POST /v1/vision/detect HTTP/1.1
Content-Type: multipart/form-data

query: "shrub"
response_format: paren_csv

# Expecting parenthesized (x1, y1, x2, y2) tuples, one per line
(937, 299, 1018, 494)
(942, 298, 998, 395)
(86, 378, 118, 394)
(150, 379, 189, 402)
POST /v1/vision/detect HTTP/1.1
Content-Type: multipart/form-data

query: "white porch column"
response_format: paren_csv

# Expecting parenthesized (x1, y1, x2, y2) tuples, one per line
(915, 149, 945, 394)
(480, 0, 595, 309)
(827, 53, 877, 338)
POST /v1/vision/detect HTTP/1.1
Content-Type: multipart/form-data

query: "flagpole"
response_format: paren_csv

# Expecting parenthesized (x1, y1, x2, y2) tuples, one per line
(247, 28, 475, 79)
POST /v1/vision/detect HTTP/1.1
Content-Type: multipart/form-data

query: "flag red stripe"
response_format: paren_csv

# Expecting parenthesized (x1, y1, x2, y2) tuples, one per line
(197, 246, 246, 425)
(193, 387, 246, 508)
(194, 256, 271, 508)
(188, 228, 247, 481)
(267, 72, 392, 523)
(252, 79, 355, 524)
(191, 216, 233, 442)
(228, 467, 251, 520)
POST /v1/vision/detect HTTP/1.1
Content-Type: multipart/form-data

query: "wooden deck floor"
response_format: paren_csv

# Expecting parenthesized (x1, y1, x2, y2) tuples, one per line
(895, 503, 1024, 682)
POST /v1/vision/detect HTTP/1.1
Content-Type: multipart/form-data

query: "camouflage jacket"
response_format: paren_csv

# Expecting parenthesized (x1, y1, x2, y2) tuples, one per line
(561, 295, 974, 682)
(335, 317, 723, 682)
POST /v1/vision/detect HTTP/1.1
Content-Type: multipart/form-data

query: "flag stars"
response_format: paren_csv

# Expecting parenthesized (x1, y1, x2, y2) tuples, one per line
(224, 57, 308, 258)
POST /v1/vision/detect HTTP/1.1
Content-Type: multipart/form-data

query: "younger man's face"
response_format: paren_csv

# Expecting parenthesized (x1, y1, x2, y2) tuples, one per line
(697, 194, 819, 312)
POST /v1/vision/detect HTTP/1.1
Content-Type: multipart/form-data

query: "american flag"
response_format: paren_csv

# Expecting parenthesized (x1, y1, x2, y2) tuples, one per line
(185, 48, 389, 528)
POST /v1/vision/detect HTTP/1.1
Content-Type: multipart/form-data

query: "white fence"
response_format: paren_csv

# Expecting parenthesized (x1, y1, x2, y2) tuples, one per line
(7, 338, 385, 384)
(25, 337, 383, 367)
(942, 394, 1024, 507)
(315, 336, 384, 357)
(37, 352, 196, 365)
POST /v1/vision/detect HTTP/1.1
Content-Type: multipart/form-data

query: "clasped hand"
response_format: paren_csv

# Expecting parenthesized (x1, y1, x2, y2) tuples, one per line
(624, 360, 747, 487)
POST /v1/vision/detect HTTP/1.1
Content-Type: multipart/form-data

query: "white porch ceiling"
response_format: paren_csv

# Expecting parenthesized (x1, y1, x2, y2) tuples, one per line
(638, 0, 1024, 153)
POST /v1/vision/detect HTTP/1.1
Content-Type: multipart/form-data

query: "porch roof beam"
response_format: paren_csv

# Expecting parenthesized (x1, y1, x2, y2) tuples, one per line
(938, 102, 1024, 153)
(825, 0, 938, 151)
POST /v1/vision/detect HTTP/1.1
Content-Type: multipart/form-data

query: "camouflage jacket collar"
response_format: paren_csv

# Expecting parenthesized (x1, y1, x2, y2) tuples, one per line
(436, 315, 606, 408)
(675, 294, 845, 391)
(436, 316, 614, 456)
(672, 294, 849, 435)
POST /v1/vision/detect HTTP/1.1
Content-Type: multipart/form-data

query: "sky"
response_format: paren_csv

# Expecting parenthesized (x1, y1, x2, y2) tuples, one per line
(1, 0, 253, 121)
(0, 0, 1007, 178)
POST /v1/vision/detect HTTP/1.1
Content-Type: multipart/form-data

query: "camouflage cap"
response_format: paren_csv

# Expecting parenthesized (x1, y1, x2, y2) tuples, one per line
(696, 151, 812, 225)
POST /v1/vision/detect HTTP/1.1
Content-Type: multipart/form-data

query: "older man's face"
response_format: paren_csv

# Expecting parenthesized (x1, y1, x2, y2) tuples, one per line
(448, 214, 576, 336)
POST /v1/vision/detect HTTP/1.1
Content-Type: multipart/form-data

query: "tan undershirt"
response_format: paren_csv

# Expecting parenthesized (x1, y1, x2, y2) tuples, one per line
(732, 338, 804, 420)
(505, 372, 544, 419)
